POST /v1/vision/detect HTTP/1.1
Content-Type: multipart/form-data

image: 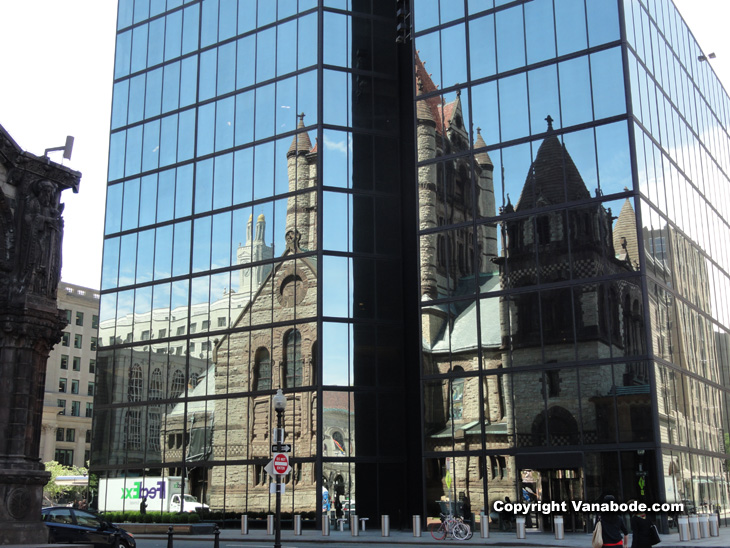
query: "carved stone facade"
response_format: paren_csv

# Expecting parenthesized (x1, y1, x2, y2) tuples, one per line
(418, 109, 647, 517)
(0, 124, 80, 544)
(208, 122, 321, 512)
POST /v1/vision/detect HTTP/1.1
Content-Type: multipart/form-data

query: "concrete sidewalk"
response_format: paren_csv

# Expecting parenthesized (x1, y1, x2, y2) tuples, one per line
(137, 524, 730, 547)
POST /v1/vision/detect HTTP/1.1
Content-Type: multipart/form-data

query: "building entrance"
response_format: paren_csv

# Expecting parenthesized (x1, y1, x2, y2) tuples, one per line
(520, 466, 584, 532)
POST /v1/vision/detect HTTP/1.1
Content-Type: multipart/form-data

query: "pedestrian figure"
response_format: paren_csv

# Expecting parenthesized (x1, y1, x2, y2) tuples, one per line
(628, 501, 655, 548)
(335, 494, 343, 520)
(501, 496, 513, 531)
(461, 494, 473, 529)
(596, 495, 628, 547)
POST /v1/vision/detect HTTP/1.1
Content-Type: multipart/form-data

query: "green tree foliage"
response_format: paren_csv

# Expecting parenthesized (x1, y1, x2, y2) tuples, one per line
(44, 461, 89, 504)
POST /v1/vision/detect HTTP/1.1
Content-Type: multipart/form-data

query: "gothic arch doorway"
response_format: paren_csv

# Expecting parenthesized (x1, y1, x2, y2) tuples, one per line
(531, 406, 580, 446)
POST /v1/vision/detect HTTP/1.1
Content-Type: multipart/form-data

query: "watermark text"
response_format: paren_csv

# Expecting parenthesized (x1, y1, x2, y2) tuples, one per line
(493, 500, 685, 515)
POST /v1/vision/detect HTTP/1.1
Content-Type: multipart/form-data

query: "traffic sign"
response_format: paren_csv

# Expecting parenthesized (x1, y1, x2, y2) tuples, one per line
(264, 453, 291, 477)
(272, 428, 285, 443)
(271, 443, 292, 453)
(270, 483, 286, 494)
(273, 453, 289, 474)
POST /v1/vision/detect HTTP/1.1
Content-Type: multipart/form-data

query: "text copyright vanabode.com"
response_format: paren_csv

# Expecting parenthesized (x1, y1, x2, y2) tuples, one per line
(493, 500, 685, 515)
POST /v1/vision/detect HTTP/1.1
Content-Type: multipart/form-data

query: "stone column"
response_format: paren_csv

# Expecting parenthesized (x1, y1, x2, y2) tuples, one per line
(0, 126, 81, 544)
(0, 298, 65, 544)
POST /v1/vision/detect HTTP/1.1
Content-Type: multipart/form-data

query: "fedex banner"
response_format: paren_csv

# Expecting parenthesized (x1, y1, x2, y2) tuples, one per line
(121, 481, 166, 501)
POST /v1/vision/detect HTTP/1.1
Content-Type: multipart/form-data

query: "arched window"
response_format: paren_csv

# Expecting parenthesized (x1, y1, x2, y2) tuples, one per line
(125, 409, 142, 450)
(310, 341, 318, 386)
(126, 364, 143, 450)
(147, 409, 161, 452)
(148, 368, 163, 452)
(609, 287, 621, 341)
(254, 347, 271, 391)
(332, 431, 346, 456)
(170, 369, 185, 398)
(451, 367, 464, 421)
(149, 368, 163, 400)
(128, 364, 143, 402)
(536, 215, 550, 245)
(284, 329, 302, 388)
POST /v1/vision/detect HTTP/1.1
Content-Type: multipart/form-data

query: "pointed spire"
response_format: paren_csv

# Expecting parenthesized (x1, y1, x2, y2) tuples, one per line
(503, 194, 514, 214)
(255, 213, 265, 242)
(513, 126, 590, 212)
(288, 112, 312, 156)
(545, 114, 554, 132)
(613, 198, 638, 265)
(246, 213, 253, 243)
(473, 127, 493, 167)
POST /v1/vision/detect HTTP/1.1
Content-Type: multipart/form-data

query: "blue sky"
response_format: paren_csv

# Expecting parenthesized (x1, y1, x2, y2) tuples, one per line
(0, 0, 727, 290)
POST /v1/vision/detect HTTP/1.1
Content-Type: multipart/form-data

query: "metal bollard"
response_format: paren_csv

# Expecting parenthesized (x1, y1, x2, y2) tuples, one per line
(351, 514, 359, 536)
(554, 515, 564, 540)
(167, 525, 174, 548)
(413, 515, 422, 537)
(699, 514, 709, 537)
(241, 514, 248, 535)
(689, 514, 699, 540)
(709, 514, 719, 537)
(294, 514, 302, 535)
(480, 511, 489, 538)
(678, 515, 690, 541)
(267, 514, 275, 535)
(213, 524, 220, 548)
(322, 515, 330, 536)
(515, 516, 526, 539)
(381, 515, 390, 536)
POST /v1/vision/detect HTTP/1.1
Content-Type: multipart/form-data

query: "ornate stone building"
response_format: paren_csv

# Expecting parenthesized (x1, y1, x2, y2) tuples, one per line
(419, 112, 649, 523)
(0, 124, 80, 544)
(94, 0, 730, 530)
(209, 118, 321, 512)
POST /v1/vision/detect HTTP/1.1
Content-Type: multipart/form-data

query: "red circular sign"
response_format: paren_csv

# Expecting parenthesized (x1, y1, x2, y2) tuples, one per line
(273, 453, 289, 474)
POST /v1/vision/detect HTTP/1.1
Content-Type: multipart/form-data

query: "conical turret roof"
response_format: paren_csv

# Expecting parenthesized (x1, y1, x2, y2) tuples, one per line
(515, 118, 590, 212)
(288, 114, 312, 156)
(473, 128, 493, 167)
(613, 198, 639, 264)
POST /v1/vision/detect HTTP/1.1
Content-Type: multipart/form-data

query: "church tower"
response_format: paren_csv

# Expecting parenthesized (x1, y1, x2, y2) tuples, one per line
(286, 114, 318, 252)
(236, 213, 274, 294)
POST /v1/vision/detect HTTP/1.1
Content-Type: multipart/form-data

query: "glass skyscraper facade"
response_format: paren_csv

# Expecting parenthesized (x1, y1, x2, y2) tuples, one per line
(94, 0, 730, 529)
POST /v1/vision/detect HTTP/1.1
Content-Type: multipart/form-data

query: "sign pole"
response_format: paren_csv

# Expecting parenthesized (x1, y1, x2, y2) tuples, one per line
(275, 453, 282, 548)
(272, 389, 287, 548)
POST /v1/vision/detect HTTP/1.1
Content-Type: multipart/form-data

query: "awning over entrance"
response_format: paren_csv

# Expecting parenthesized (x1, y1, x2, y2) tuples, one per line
(429, 420, 481, 438)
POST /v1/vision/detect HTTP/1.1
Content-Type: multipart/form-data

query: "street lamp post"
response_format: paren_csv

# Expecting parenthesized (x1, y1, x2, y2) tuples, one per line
(273, 389, 287, 548)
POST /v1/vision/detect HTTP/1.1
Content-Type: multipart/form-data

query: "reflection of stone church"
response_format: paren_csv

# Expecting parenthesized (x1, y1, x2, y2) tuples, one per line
(95, 208, 275, 474)
(209, 118, 323, 512)
(103, 117, 353, 513)
(417, 51, 649, 516)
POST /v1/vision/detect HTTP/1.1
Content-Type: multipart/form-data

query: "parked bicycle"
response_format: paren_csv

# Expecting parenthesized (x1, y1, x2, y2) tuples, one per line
(430, 513, 473, 540)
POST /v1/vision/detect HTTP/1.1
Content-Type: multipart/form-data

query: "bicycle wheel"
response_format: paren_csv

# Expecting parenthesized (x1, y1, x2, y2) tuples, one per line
(430, 522, 446, 540)
(452, 522, 469, 541)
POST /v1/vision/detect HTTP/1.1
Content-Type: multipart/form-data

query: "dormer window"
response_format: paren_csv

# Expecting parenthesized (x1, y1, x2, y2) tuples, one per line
(536, 216, 550, 245)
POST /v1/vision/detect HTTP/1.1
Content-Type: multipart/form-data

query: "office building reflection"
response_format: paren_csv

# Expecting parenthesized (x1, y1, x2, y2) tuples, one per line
(94, 0, 730, 528)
